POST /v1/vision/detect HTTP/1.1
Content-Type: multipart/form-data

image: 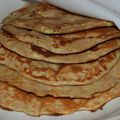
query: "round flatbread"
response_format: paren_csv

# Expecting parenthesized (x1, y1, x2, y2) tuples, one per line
(2, 3, 113, 34)
(0, 61, 119, 98)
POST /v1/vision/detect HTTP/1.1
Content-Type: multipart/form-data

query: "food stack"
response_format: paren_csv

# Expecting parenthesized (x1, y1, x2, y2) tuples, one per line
(0, 3, 120, 116)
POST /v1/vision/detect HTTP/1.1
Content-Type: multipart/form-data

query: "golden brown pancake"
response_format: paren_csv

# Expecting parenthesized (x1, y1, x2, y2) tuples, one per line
(0, 63, 119, 98)
(2, 3, 113, 34)
(0, 45, 119, 86)
(3, 25, 120, 54)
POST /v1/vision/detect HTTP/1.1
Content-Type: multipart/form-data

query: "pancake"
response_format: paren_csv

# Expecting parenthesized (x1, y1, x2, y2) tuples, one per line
(0, 62, 119, 98)
(2, 3, 113, 34)
(0, 45, 119, 86)
(0, 80, 120, 116)
(3, 25, 120, 54)
(31, 39, 120, 63)
(0, 30, 120, 63)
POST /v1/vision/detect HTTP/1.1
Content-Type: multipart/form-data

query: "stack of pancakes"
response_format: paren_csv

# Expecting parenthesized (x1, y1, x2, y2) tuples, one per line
(0, 3, 120, 116)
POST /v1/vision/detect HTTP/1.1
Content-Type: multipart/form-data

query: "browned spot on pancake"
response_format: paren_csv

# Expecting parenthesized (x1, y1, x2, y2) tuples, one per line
(0, 83, 9, 91)
(71, 66, 83, 73)
(83, 67, 102, 81)
(99, 51, 116, 70)
(94, 66, 103, 76)
(31, 45, 56, 57)
(56, 64, 66, 73)
(57, 64, 103, 82)
(13, 91, 32, 104)
(0, 56, 5, 61)
(52, 44, 59, 48)
(51, 35, 83, 46)
(23, 67, 55, 81)
(84, 68, 95, 80)
(59, 39, 73, 46)
(60, 99, 87, 112)
(16, 55, 31, 64)
(2, 30, 14, 39)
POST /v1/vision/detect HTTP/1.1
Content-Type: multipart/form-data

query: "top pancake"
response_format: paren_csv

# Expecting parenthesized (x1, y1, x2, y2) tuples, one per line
(2, 3, 113, 34)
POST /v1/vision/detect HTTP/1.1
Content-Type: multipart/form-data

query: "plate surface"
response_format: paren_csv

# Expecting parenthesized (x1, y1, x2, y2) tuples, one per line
(0, 0, 120, 120)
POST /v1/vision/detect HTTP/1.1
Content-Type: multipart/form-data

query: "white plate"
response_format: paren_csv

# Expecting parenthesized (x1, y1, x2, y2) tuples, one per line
(0, 0, 120, 120)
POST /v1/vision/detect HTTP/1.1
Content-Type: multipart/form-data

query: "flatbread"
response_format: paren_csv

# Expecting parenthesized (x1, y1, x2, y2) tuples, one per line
(3, 25, 120, 54)
(0, 45, 119, 86)
(0, 80, 120, 116)
(0, 30, 120, 63)
(0, 62, 119, 98)
(2, 3, 113, 34)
